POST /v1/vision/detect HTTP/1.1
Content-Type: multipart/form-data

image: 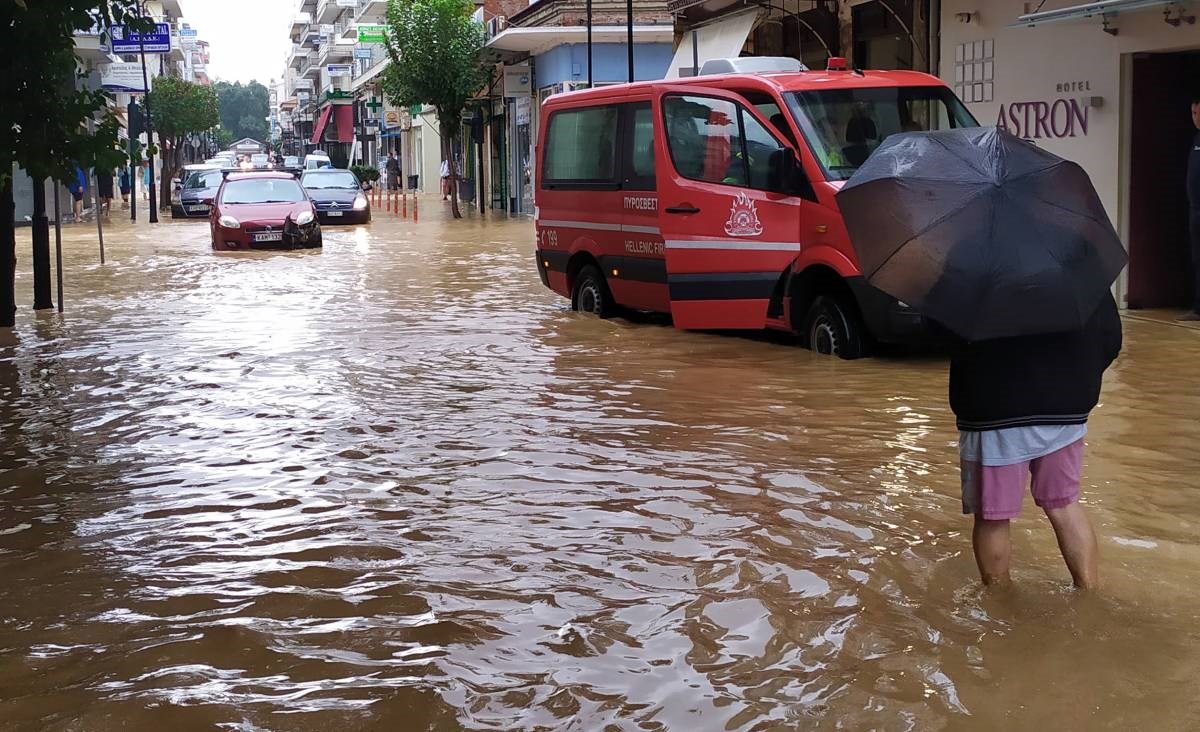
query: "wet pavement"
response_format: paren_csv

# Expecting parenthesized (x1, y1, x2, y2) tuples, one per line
(2, 202, 1199, 730)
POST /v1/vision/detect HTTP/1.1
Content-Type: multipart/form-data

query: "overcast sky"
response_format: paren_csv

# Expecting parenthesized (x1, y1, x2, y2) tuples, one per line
(181, 0, 296, 86)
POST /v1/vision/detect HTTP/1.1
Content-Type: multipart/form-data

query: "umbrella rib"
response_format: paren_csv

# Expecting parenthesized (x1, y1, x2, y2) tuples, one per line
(863, 184, 996, 280)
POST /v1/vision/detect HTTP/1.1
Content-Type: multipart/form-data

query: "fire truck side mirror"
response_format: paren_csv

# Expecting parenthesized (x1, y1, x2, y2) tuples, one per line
(768, 148, 814, 199)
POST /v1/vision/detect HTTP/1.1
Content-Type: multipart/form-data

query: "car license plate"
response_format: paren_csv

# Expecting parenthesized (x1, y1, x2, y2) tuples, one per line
(326, 211, 343, 217)
(186, 205, 208, 213)
(254, 232, 283, 242)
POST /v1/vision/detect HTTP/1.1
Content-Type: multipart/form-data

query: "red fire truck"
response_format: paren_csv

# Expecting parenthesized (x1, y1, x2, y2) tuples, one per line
(533, 56, 977, 358)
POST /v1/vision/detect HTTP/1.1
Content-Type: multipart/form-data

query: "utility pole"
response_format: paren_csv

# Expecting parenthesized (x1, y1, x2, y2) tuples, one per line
(30, 180, 52, 310)
(626, 0, 634, 83)
(586, 0, 593, 88)
(137, 3, 159, 223)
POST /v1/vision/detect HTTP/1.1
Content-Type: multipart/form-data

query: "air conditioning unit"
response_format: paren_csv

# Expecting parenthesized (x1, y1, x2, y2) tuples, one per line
(487, 16, 508, 38)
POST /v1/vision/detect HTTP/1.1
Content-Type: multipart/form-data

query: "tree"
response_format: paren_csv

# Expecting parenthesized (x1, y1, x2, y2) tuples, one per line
(215, 81, 269, 143)
(1, 0, 149, 326)
(146, 76, 219, 208)
(382, 0, 487, 218)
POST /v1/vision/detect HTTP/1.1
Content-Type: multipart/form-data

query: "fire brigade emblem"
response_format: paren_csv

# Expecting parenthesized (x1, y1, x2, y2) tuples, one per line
(724, 192, 763, 237)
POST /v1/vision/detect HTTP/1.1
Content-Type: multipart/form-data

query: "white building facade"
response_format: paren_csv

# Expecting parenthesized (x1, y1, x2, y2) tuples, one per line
(939, 0, 1200, 309)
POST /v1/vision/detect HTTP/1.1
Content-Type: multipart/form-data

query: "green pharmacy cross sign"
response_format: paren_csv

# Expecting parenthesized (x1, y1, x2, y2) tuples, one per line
(357, 24, 387, 44)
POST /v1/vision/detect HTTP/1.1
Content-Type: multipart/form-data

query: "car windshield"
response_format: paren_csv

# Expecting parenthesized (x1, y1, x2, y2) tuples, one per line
(786, 85, 977, 180)
(252, 154, 268, 163)
(303, 172, 358, 189)
(221, 178, 305, 204)
(185, 170, 224, 189)
(284, 157, 299, 166)
(305, 157, 329, 170)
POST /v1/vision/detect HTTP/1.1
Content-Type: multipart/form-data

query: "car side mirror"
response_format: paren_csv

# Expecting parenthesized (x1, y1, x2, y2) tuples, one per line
(768, 148, 814, 199)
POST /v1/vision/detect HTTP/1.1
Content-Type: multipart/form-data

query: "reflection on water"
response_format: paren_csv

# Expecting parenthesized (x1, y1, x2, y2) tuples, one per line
(1, 208, 1198, 730)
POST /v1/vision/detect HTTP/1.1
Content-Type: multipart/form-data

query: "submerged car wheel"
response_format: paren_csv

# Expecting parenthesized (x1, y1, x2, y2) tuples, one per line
(572, 265, 614, 318)
(804, 295, 866, 360)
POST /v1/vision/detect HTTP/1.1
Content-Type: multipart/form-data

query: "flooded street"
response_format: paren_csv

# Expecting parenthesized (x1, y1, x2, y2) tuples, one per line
(1, 203, 1199, 730)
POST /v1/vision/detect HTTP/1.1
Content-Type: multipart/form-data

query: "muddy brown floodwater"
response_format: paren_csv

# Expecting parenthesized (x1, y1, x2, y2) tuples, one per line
(1, 204, 1199, 731)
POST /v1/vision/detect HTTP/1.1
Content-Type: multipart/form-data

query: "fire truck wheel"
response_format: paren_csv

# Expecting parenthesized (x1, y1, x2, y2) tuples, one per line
(572, 265, 614, 318)
(804, 295, 865, 359)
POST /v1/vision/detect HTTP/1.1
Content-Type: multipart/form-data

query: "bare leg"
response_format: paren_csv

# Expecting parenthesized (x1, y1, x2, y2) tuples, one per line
(972, 517, 1012, 586)
(1044, 503, 1098, 589)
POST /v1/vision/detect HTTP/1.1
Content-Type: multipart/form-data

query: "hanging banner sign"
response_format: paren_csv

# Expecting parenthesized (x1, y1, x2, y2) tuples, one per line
(110, 23, 172, 54)
(100, 62, 151, 93)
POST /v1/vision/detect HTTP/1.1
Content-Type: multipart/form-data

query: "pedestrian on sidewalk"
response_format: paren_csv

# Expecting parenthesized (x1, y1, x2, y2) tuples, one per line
(947, 293, 1123, 589)
(141, 163, 151, 200)
(67, 166, 87, 222)
(440, 158, 453, 201)
(118, 167, 131, 209)
(1179, 91, 1200, 321)
(386, 153, 400, 191)
(95, 167, 114, 218)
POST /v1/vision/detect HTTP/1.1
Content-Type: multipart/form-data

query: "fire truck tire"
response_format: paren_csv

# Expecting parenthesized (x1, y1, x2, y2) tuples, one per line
(803, 295, 865, 359)
(572, 265, 615, 318)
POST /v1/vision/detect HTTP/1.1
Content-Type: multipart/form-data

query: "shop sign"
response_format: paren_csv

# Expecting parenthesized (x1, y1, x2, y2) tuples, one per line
(100, 62, 150, 93)
(319, 24, 335, 36)
(110, 23, 171, 54)
(327, 64, 353, 76)
(504, 64, 531, 98)
(384, 110, 401, 126)
(337, 0, 357, 6)
(514, 96, 531, 126)
(996, 98, 1090, 139)
(358, 24, 388, 43)
(354, 48, 373, 60)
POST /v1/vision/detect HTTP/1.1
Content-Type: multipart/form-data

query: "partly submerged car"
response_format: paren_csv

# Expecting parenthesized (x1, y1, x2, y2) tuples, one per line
(300, 169, 370, 224)
(172, 167, 225, 219)
(209, 171, 322, 251)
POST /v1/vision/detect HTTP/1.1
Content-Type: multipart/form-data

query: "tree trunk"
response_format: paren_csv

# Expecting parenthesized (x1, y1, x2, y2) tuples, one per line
(31, 179, 53, 311)
(0, 175, 16, 328)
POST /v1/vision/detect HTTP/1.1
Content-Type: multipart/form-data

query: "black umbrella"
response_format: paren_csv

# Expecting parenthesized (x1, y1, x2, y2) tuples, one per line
(835, 127, 1127, 341)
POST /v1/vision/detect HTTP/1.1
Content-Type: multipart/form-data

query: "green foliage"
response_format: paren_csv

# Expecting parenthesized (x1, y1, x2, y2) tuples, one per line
(0, 0, 152, 184)
(382, 0, 487, 151)
(350, 165, 380, 183)
(215, 81, 270, 143)
(147, 76, 219, 139)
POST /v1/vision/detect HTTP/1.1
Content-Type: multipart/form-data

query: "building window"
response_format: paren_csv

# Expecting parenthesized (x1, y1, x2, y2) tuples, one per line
(954, 39, 994, 104)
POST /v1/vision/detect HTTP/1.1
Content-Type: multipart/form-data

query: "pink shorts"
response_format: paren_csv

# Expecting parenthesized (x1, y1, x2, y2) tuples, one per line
(960, 439, 1084, 520)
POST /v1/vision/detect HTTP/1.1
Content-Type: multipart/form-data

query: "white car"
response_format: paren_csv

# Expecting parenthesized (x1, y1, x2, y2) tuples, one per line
(304, 152, 331, 170)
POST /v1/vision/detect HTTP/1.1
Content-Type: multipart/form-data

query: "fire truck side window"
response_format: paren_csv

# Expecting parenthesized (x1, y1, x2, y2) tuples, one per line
(663, 95, 784, 191)
(542, 106, 619, 186)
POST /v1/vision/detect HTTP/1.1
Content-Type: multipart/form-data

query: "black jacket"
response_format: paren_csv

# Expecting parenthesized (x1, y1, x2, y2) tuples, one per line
(947, 293, 1123, 431)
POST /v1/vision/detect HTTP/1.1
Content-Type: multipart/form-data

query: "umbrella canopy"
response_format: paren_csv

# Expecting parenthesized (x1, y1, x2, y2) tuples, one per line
(835, 127, 1127, 341)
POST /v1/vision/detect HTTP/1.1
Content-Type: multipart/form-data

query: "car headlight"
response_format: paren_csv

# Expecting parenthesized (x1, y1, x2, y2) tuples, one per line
(353, 195, 368, 211)
(218, 215, 240, 229)
(295, 210, 315, 226)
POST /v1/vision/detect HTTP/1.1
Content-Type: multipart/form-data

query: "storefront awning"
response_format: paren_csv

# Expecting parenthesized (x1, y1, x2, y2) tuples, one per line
(311, 106, 333, 144)
(335, 105, 355, 143)
(664, 10, 759, 79)
(485, 25, 675, 56)
(1012, 0, 1182, 27)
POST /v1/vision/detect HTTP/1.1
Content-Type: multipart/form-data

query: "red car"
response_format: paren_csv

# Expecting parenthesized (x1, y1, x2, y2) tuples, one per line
(209, 171, 322, 251)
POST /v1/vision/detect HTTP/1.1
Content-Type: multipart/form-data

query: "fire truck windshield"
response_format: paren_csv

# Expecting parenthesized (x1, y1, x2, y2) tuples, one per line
(786, 85, 977, 180)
